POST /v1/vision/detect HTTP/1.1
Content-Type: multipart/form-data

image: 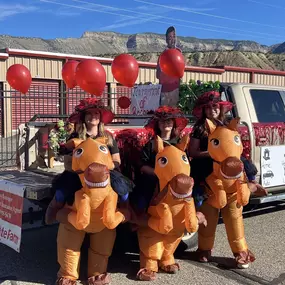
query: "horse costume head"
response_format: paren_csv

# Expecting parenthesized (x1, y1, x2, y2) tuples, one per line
(64, 137, 127, 232)
(65, 137, 115, 188)
(154, 135, 193, 199)
(206, 118, 244, 180)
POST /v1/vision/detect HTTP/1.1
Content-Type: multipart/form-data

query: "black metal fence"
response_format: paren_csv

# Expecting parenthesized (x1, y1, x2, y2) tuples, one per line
(0, 83, 133, 169)
(0, 82, 195, 169)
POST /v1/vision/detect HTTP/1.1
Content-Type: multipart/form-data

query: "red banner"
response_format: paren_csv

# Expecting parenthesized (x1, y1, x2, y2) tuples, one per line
(0, 181, 25, 252)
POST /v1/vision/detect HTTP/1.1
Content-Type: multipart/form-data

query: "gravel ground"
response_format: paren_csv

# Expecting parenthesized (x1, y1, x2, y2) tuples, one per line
(0, 202, 285, 285)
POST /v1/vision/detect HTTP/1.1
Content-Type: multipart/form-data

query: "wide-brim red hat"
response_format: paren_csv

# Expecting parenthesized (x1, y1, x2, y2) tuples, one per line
(144, 106, 189, 134)
(192, 91, 234, 119)
(68, 98, 114, 125)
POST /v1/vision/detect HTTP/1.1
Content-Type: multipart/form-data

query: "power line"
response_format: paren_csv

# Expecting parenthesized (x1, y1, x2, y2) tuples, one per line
(39, 0, 284, 41)
(135, 0, 285, 30)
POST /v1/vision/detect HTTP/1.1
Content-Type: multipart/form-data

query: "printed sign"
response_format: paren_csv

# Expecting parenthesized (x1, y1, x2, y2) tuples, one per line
(260, 145, 285, 188)
(131, 84, 162, 115)
(0, 180, 25, 252)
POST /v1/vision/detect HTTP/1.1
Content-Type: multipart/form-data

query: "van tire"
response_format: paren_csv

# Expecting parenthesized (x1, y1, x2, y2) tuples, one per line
(179, 231, 198, 250)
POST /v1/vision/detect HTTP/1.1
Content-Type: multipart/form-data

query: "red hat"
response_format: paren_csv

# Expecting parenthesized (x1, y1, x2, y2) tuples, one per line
(192, 91, 233, 119)
(145, 106, 188, 135)
(68, 97, 114, 125)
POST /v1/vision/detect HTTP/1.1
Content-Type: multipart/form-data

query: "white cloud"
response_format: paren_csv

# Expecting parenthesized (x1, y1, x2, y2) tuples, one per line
(99, 4, 175, 30)
(55, 8, 81, 17)
(167, 5, 216, 12)
(0, 4, 37, 20)
(99, 15, 160, 30)
(98, 3, 216, 30)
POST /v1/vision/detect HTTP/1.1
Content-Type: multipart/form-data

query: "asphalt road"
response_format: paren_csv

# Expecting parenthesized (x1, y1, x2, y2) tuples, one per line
(0, 202, 285, 285)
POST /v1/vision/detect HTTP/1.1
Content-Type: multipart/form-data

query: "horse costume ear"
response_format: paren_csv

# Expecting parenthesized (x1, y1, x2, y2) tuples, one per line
(205, 119, 216, 134)
(176, 135, 189, 151)
(95, 137, 108, 145)
(65, 138, 84, 150)
(155, 136, 165, 153)
(228, 117, 240, 131)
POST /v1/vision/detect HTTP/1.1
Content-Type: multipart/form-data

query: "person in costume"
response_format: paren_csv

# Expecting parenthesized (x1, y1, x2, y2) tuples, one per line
(136, 135, 206, 281)
(156, 26, 181, 107)
(65, 98, 133, 203)
(188, 82, 267, 209)
(187, 81, 267, 268)
(131, 106, 189, 213)
(54, 136, 130, 285)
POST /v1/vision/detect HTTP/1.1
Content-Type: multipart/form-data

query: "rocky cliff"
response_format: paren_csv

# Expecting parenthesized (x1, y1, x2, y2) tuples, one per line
(0, 31, 284, 70)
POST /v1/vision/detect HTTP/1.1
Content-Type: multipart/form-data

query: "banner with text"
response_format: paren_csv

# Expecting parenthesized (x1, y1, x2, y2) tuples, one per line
(131, 84, 162, 115)
(0, 180, 25, 252)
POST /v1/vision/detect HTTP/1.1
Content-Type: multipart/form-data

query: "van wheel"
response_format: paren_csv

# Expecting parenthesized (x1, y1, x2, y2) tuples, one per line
(180, 231, 198, 250)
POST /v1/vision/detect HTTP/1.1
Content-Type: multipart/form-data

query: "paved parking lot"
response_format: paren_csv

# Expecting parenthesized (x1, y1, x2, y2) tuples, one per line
(0, 202, 285, 285)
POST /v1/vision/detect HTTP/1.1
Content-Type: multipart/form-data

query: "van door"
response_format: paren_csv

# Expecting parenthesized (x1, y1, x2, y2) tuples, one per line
(243, 86, 285, 190)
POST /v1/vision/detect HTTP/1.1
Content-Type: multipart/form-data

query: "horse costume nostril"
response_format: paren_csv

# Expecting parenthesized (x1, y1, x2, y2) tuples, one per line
(170, 174, 194, 195)
(220, 156, 244, 179)
(86, 162, 109, 174)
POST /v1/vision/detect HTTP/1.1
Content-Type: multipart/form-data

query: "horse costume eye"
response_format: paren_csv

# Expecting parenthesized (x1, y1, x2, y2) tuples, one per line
(210, 138, 220, 148)
(234, 135, 241, 145)
(74, 148, 84, 158)
(181, 154, 189, 164)
(157, 157, 168, 167)
(99, 145, 108, 154)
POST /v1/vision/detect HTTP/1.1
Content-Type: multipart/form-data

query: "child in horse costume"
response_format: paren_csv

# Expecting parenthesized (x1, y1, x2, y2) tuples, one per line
(198, 118, 255, 269)
(137, 135, 206, 281)
(53, 137, 129, 285)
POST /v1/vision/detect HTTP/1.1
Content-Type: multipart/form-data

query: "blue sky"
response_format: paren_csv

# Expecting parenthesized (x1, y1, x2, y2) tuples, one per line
(1, 0, 285, 46)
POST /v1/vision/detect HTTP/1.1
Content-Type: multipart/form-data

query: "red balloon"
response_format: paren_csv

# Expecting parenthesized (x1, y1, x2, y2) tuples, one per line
(159, 49, 185, 78)
(112, 54, 139, 87)
(75, 59, 106, 96)
(62, 60, 79, 89)
(118, 96, 131, 109)
(6, 64, 32, 94)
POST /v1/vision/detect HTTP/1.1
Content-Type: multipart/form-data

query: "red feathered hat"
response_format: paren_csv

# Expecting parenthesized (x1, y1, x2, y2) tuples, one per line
(192, 91, 233, 119)
(68, 97, 114, 125)
(144, 106, 189, 135)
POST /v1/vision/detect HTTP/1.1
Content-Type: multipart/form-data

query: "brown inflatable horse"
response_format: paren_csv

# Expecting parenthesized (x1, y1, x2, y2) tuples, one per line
(56, 137, 128, 285)
(198, 118, 255, 269)
(137, 135, 205, 281)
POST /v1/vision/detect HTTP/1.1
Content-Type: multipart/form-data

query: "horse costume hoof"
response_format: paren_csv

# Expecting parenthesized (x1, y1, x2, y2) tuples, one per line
(197, 249, 212, 263)
(235, 250, 255, 269)
(160, 263, 180, 274)
(56, 278, 77, 285)
(137, 268, 157, 281)
(88, 273, 111, 285)
(237, 263, 250, 269)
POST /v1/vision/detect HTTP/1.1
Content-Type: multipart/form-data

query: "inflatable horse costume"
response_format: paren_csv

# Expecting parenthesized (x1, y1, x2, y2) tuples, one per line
(198, 118, 255, 269)
(56, 137, 128, 285)
(137, 135, 205, 281)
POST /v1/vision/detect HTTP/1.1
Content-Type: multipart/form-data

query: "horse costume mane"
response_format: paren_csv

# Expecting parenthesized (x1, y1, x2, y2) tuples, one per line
(137, 135, 199, 281)
(205, 117, 251, 209)
(65, 137, 125, 231)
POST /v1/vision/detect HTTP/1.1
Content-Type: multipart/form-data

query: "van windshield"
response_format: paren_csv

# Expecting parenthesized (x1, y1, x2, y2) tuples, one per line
(250, 89, 285, 123)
